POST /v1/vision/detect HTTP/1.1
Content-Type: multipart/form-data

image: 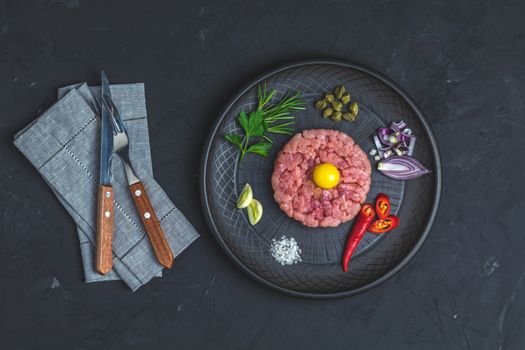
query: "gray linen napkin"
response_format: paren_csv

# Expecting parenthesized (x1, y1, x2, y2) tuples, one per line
(14, 83, 199, 291)
(56, 83, 158, 283)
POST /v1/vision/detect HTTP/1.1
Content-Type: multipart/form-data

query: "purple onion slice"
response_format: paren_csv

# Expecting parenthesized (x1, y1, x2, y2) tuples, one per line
(371, 121, 419, 161)
(407, 135, 416, 156)
(377, 155, 431, 180)
(391, 120, 407, 132)
(378, 128, 395, 145)
(373, 135, 385, 157)
(397, 132, 411, 146)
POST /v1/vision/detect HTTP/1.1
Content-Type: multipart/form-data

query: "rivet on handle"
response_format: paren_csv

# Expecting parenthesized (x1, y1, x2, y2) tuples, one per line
(129, 181, 174, 269)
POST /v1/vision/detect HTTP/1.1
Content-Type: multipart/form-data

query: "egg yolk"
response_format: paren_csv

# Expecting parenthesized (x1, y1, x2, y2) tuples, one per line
(312, 163, 340, 189)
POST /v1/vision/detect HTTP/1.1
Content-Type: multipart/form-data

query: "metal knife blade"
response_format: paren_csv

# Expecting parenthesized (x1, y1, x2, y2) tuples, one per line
(99, 70, 113, 185)
(96, 70, 115, 275)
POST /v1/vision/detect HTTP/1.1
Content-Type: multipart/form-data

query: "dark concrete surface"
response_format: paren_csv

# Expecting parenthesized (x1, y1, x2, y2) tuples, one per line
(0, 0, 523, 349)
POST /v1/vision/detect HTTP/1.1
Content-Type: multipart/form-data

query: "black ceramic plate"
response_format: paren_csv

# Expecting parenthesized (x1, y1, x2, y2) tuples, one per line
(200, 60, 441, 299)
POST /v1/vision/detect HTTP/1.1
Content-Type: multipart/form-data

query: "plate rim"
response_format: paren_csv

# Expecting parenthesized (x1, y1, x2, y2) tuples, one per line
(199, 58, 442, 299)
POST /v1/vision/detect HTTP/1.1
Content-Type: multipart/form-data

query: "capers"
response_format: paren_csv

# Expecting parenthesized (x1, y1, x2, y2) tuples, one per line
(315, 99, 327, 110)
(316, 85, 358, 123)
(332, 100, 343, 112)
(334, 85, 345, 99)
(322, 108, 334, 118)
(342, 112, 356, 121)
(324, 93, 335, 103)
(331, 111, 342, 122)
(349, 102, 359, 116)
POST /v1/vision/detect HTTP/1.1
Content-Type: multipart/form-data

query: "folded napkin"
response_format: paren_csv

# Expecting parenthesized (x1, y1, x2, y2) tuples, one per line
(14, 82, 199, 291)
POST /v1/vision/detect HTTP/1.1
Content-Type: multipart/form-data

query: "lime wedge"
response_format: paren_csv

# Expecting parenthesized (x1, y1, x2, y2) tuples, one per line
(236, 183, 253, 209)
(247, 199, 263, 225)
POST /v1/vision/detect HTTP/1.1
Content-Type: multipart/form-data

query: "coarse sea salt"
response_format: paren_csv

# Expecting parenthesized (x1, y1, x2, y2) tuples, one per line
(270, 236, 302, 265)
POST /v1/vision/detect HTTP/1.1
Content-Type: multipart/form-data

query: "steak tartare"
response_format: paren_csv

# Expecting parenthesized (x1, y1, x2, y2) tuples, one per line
(271, 129, 371, 227)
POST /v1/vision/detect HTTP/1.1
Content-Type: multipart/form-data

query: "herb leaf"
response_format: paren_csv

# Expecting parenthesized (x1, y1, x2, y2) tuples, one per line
(238, 111, 249, 133)
(247, 110, 265, 137)
(224, 134, 243, 148)
(247, 142, 272, 157)
(224, 85, 305, 161)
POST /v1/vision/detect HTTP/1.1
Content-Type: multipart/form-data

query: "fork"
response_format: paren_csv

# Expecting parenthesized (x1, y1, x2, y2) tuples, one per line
(101, 95, 174, 269)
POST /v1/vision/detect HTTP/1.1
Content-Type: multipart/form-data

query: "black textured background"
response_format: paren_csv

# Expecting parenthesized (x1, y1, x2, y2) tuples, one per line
(0, 0, 522, 349)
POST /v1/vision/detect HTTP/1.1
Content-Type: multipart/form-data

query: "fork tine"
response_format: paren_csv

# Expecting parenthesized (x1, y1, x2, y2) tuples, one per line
(107, 96, 122, 134)
(104, 95, 128, 134)
(99, 96, 120, 134)
(102, 95, 121, 133)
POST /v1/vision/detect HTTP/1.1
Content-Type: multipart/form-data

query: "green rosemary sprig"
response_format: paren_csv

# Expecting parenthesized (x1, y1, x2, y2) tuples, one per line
(225, 85, 305, 161)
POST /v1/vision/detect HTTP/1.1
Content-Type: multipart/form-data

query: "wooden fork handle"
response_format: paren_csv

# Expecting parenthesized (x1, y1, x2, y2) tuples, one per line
(129, 182, 174, 268)
(95, 185, 114, 275)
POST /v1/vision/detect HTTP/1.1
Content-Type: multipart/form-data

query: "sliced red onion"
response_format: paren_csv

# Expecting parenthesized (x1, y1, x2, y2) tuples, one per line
(378, 128, 395, 146)
(407, 135, 416, 156)
(373, 135, 384, 157)
(391, 120, 407, 132)
(396, 144, 409, 153)
(377, 156, 431, 180)
(397, 132, 412, 146)
(373, 121, 417, 159)
(388, 135, 398, 145)
(378, 145, 392, 153)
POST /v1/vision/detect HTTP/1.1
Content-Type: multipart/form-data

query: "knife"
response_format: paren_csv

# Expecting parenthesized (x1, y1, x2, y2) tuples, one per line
(95, 70, 115, 275)
(99, 90, 175, 269)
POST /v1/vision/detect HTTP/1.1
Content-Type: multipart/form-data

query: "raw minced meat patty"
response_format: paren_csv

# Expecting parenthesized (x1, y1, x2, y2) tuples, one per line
(271, 129, 371, 227)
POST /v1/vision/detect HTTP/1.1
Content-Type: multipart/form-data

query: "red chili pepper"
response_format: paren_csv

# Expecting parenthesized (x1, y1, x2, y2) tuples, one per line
(368, 215, 400, 234)
(375, 193, 391, 219)
(342, 204, 376, 272)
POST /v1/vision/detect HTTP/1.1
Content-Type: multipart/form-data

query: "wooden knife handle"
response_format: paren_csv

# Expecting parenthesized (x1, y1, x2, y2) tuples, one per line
(129, 182, 174, 268)
(95, 185, 114, 275)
